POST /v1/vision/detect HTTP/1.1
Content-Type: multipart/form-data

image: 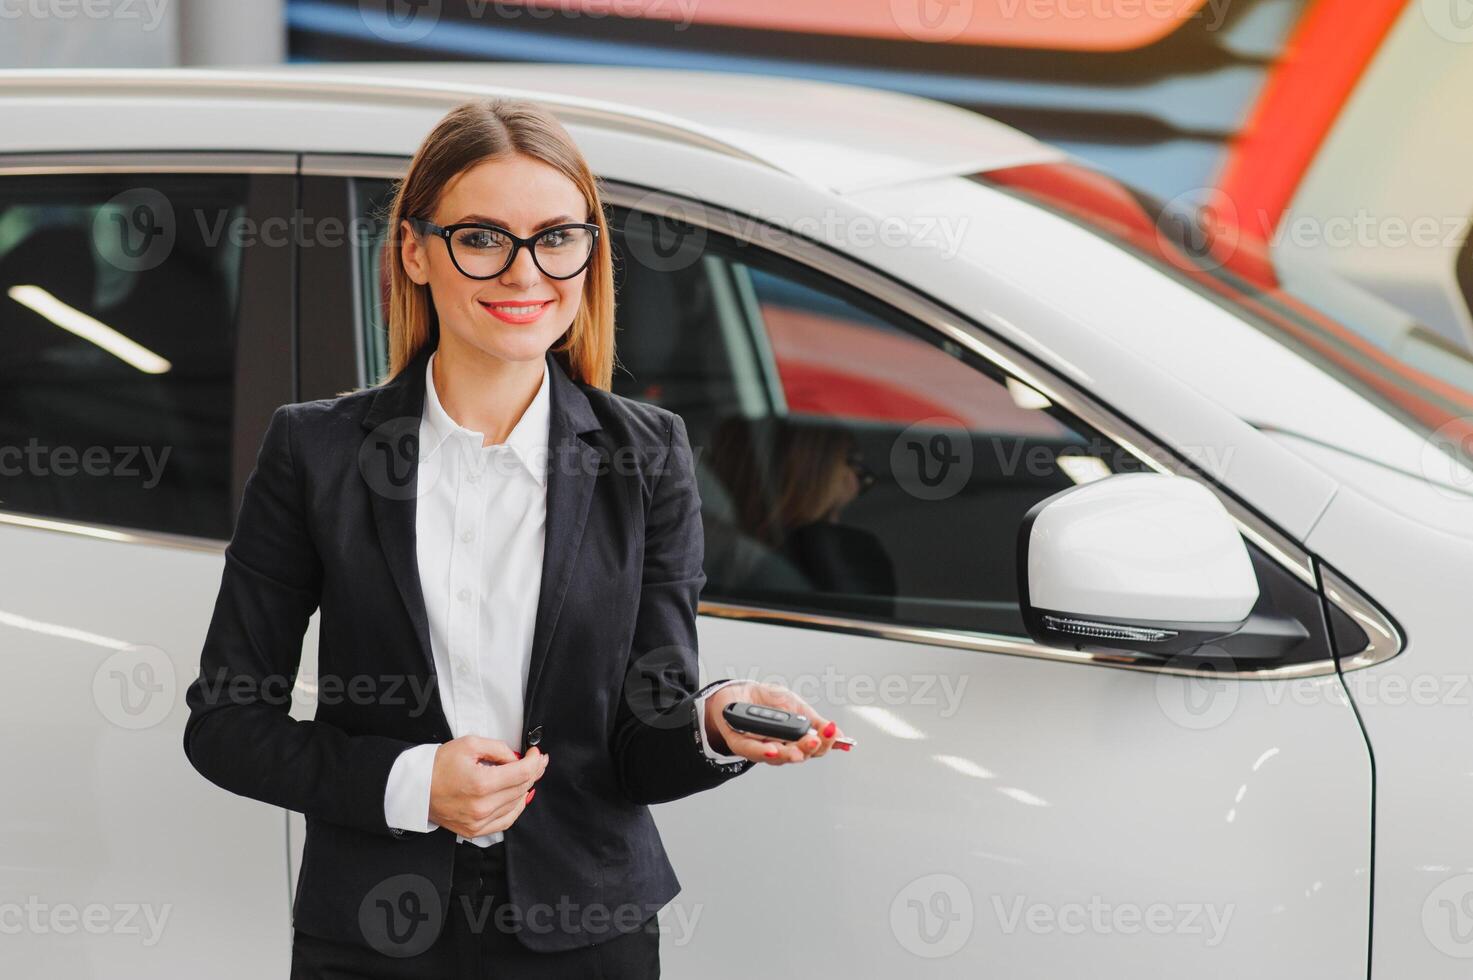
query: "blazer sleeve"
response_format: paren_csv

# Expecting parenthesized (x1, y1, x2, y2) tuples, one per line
(182, 404, 418, 837)
(610, 411, 755, 804)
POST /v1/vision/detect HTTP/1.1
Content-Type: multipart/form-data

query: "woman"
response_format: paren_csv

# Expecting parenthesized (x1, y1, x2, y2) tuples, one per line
(182, 98, 847, 978)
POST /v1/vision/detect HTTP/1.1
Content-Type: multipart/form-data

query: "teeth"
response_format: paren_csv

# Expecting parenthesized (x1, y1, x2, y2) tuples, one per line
(485, 302, 545, 314)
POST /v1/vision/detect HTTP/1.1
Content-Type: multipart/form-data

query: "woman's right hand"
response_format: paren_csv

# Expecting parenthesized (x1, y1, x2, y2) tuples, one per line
(428, 737, 549, 839)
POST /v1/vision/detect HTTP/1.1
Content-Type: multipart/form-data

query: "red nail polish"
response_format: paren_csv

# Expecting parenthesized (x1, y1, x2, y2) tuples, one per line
(513, 751, 522, 759)
(764, 746, 778, 758)
(822, 721, 837, 739)
(836, 742, 851, 751)
(525, 788, 536, 805)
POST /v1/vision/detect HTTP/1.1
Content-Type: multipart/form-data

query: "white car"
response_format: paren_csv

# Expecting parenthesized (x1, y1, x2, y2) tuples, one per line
(0, 64, 1469, 979)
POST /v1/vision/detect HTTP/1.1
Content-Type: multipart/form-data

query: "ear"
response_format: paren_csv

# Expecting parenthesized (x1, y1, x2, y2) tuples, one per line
(400, 219, 430, 285)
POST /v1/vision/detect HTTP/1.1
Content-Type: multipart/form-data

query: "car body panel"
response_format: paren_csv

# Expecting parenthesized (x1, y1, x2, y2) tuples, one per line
(1306, 484, 1473, 976)
(658, 614, 1369, 978)
(0, 523, 290, 978)
(0, 64, 1064, 196)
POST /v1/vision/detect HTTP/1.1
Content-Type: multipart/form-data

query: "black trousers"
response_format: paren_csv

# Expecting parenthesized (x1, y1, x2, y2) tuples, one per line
(290, 839, 661, 978)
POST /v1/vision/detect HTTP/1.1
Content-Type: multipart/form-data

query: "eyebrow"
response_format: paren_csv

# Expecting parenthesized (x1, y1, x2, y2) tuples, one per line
(452, 213, 579, 231)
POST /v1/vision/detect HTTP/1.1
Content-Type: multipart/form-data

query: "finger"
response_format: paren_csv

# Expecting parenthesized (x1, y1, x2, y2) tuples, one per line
(504, 750, 550, 783)
(718, 730, 783, 764)
(474, 755, 547, 795)
(755, 685, 833, 746)
(777, 727, 821, 760)
(723, 730, 800, 765)
(776, 694, 845, 757)
(808, 718, 844, 757)
(474, 785, 530, 832)
(462, 736, 518, 765)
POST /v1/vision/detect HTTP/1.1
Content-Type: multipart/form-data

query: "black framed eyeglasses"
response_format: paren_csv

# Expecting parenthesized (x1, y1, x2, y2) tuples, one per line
(408, 215, 599, 281)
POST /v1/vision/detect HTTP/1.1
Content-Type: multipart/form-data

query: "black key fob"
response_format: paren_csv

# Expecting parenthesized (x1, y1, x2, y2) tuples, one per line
(722, 701, 812, 741)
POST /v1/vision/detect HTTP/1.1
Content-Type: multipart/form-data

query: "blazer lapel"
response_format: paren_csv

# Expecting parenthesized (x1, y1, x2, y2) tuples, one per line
(523, 352, 602, 727)
(360, 342, 438, 685)
(360, 343, 603, 737)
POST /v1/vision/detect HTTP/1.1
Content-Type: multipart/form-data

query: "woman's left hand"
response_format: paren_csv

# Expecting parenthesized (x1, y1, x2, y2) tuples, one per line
(703, 681, 848, 764)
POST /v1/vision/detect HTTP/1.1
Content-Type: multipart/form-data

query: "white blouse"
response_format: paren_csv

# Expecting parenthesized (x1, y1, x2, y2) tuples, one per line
(382, 349, 743, 846)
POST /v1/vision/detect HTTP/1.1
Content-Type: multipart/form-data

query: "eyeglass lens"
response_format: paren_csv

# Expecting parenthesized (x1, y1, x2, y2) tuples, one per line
(449, 225, 594, 279)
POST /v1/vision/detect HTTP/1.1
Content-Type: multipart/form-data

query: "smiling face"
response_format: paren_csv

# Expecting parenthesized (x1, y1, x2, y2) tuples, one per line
(400, 152, 590, 369)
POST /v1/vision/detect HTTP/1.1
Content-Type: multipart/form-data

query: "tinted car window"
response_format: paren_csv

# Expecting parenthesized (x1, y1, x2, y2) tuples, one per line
(610, 209, 1146, 636)
(0, 174, 248, 538)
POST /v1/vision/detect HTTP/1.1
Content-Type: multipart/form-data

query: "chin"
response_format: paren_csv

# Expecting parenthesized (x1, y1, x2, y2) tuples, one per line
(473, 330, 562, 365)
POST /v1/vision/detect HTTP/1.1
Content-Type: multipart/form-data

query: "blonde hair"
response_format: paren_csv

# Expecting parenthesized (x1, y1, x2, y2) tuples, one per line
(378, 97, 616, 389)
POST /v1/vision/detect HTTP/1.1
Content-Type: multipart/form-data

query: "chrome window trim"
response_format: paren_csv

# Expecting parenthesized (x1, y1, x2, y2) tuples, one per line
(698, 601, 1342, 681)
(300, 154, 409, 180)
(1320, 564, 1404, 672)
(0, 510, 224, 554)
(0, 151, 297, 174)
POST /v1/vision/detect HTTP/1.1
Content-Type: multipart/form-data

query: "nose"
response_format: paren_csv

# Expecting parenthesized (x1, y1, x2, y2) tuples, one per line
(497, 239, 543, 289)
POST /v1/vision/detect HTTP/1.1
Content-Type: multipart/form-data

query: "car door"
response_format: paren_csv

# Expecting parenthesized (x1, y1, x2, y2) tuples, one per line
(0, 152, 297, 979)
(319, 164, 1373, 979)
(604, 196, 1373, 980)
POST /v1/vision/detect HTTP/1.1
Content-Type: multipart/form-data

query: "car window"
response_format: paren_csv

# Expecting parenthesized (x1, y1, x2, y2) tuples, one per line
(610, 208, 1147, 637)
(0, 173, 248, 538)
(349, 190, 1147, 637)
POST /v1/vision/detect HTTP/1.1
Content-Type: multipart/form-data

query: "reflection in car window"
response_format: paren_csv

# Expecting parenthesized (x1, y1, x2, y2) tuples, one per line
(0, 174, 247, 538)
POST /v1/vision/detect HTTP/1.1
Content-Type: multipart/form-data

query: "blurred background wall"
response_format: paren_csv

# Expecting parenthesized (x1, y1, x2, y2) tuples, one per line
(0, 0, 284, 67)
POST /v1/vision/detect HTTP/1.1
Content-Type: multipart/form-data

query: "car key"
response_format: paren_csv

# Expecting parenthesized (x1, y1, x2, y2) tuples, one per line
(722, 701, 856, 748)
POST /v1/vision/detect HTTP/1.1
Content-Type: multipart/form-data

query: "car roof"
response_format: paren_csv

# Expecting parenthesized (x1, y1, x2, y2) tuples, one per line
(0, 62, 1060, 195)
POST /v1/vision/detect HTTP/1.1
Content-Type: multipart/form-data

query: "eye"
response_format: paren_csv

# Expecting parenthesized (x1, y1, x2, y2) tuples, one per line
(455, 227, 510, 251)
(538, 227, 587, 250)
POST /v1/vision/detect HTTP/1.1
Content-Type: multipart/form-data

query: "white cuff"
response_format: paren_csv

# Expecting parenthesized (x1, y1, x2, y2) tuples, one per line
(693, 679, 748, 764)
(384, 743, 440, 833)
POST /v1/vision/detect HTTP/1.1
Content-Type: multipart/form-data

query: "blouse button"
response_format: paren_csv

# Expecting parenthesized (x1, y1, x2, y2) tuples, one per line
(457, 588, 471, 602)
(460, 529, 474, 543)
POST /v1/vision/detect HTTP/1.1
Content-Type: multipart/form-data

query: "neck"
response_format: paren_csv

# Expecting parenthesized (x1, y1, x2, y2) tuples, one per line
(431, 334, 546, 447)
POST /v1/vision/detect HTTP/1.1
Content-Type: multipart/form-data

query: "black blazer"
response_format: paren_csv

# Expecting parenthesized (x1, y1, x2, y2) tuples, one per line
(183, 340, 753, 954)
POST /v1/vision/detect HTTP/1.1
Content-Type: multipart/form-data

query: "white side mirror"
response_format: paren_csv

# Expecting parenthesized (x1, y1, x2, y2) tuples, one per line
(1017, 473, 1260, 656)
